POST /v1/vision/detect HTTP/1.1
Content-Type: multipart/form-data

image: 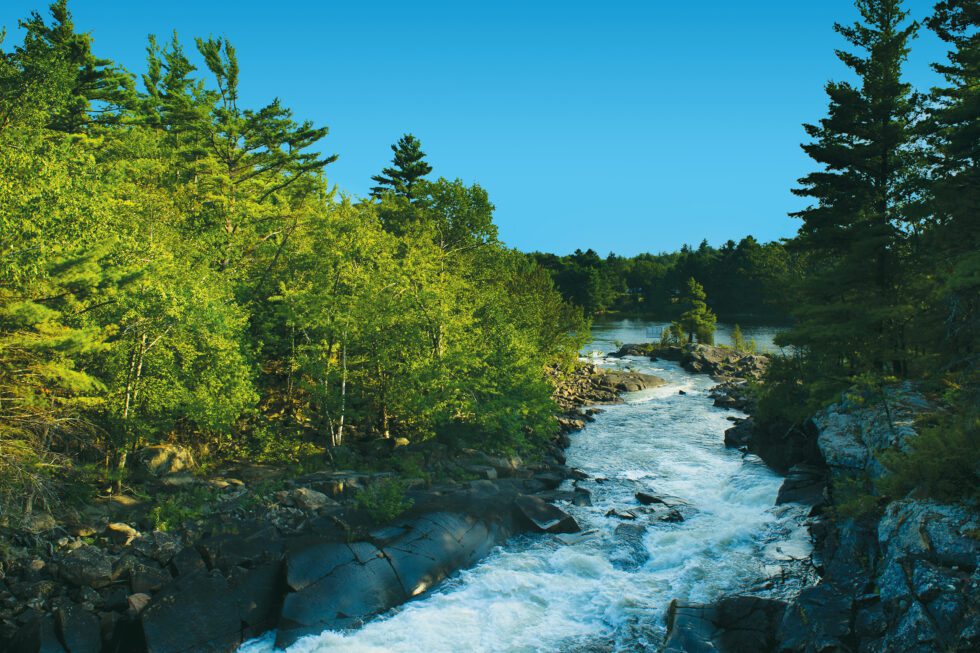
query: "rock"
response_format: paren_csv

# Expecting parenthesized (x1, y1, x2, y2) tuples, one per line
(663, 595, 786, 653)
(60, 546, 114, 589)
(635, 492, 664, 506)
(608, 343, 655, 357)
(22, 513, 58, 534)
(814, 382, 930, 482)
(513, 495, 580, 534)
(132, 531, 182, 566)
(723, 418, 755, 449)
(383, 513, 493, 598)
(232, 561, 284, 639)
(605, 509, 637, 520)
(776, 464, 828, 507)
(55, 602, 101, 653)
(778, 583, 853, 652)
(129, 563, 172, 594)
(7, 613, 64, 653)
(598, 370, 667, 393)
(132, 444, 195, 477)
(288, 487, 337, 512)
(127, 592, 151, 615)
(141, 571, 241, 653)
(169, 547, 206, 578)
(105, 522, 140, 546)
(276, 543, 405, 648)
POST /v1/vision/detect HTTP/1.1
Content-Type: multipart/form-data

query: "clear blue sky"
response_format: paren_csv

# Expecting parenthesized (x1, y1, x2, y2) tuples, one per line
(1, 1, 948, 255)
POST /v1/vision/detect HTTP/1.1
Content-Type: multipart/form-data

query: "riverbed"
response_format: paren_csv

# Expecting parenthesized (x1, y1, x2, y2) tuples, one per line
(242, 321, 811, 652)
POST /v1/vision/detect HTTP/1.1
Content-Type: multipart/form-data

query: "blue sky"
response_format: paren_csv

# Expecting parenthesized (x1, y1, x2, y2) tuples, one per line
(1, 1, 949, 255)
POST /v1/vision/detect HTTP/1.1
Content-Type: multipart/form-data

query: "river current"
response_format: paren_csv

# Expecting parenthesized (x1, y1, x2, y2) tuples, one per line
(241, 320, 811, 652)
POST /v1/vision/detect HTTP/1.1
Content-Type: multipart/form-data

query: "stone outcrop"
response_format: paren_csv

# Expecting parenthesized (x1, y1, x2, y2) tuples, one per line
(131, 445, 195, 477)
(550, 362, 666, 411)
(611, 342, 769, 382)
(665, 383, 979, 652)
(663, 596, 787, 653)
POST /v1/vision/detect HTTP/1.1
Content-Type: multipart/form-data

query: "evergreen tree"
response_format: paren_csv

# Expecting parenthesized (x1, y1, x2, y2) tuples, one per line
(371, 133, 432, 201)
(920, 0, 980, 366)
(678, 277, 716, 344)
(15, 0, 134, 132)
(780, 0, 920, 377)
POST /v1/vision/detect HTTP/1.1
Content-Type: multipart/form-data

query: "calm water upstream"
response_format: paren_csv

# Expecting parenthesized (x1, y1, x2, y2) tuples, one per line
(242, 320, 811, 653)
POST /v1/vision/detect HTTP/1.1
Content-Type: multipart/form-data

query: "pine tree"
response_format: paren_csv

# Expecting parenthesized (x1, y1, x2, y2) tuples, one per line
(15, 0, 135, 132)
(781, 0, 920, 377)
(371, 133, 433, 200)
(678, 277, 717, 344)
(921, 0, 980, 366)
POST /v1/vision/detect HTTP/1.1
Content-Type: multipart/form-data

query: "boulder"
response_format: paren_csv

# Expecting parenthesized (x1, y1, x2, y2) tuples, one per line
(231, 561, 284, 639)
(60, 546, 114, 589)
(776, 464, 828, 507)
(132, 445, 195, 477)
(777, 583, 853, 652)
(513, 495, 580, 534)
(132, 531, 182, 566)
(287, 487, 337, 512)
(382, 513, 493, 597)
(276, 543, 405, 648)
(723, 418, 755, 449)
(141, 571, 241, 653)
(7, 613, 64, 653)
(55, 602, 101, 653)
(105, 523, 140, 546)
(663, 595, 786, 652)
(598, 370, 667, 393)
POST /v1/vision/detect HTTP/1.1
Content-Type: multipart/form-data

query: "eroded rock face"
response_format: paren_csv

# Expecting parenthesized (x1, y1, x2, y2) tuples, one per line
(773, 385, 980, 653)
(513, 495, 580, 534)
(663, 595, 787, 653)
(59, 546, 115, 589)
(814, 382, 930, 482)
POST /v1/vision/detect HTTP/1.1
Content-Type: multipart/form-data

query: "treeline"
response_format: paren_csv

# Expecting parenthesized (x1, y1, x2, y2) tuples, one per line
(0, 2, 587, 518)
(759, 0, 978, 500)
(529, 236, 795, 321)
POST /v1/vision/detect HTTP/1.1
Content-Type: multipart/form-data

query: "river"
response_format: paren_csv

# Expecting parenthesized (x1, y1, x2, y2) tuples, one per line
(241, 320, 812, 652)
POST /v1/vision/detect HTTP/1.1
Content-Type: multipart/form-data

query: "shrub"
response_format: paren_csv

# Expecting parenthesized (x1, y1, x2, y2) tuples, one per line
(880, 408, 980, 503)
(354, 478, 414, 523)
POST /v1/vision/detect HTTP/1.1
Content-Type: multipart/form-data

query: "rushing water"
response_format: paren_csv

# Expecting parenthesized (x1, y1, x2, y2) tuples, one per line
(242, 320, 811, 653)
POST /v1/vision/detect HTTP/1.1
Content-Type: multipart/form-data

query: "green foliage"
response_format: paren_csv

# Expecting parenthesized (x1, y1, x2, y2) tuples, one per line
(371, 133, 432, 201)
(530, 237, 795, 320)
(678, 277, 716, 344)
(731, 324, 754, 352)
(148, 486, 218, 531)
(353, 478, 414, 523)
(880, 390, 980, 503)
(781, 0, 921, 378)
(832, 476, 882, 521)
(660, 322, 689, 347)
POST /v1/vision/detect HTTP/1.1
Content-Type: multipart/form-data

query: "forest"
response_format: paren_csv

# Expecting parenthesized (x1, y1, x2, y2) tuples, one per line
(0, 0, 977, 525)
(0, 1, 590, 520)
(530, 237, 795, 321)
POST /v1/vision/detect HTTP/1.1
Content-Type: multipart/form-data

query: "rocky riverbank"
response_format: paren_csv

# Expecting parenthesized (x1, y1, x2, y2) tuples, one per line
(667, 383, 980, 652)
(610, 342, 978, 651)
(0, 362, 664, 653)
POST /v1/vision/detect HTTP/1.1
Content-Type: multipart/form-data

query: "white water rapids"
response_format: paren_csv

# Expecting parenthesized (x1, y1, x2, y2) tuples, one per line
(242, 320, 812, 652)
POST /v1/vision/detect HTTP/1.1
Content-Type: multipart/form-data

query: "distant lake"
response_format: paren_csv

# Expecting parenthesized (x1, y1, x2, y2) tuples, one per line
(588, 318, 787, 355)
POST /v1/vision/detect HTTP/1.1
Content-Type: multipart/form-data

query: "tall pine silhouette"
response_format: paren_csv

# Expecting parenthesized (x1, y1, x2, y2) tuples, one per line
(371, 133, 432, 201)
(920, 0, 980, 366)
(781, 0, 920, 378)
